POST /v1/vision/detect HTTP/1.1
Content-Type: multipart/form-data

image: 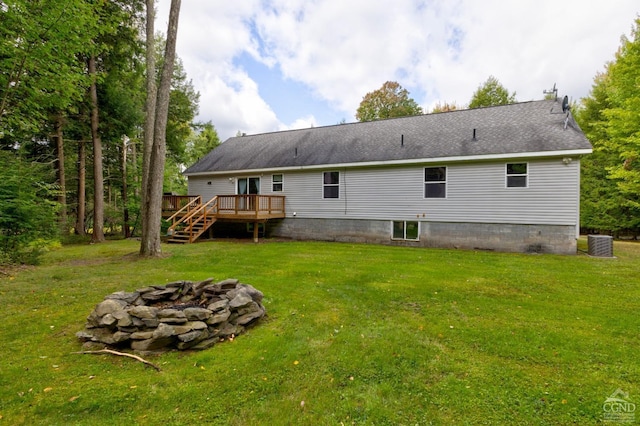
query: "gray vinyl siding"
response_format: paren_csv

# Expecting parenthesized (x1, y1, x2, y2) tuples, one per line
(435, 160, 580, 225)
(188, 177, 233, 200)
(187, 158, 580, 226)
(281, 159, 579, 225)
(188, 174, 282, 199)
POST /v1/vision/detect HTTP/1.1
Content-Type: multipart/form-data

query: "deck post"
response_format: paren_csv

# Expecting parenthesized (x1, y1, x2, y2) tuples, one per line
(253, 221, 259, 243)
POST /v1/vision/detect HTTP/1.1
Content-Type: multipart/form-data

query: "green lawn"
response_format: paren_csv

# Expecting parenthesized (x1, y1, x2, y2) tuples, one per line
(0, 238, 638, 425)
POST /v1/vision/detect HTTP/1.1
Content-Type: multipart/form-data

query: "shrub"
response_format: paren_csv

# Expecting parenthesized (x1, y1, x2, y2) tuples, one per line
(0, 152, 59, 265)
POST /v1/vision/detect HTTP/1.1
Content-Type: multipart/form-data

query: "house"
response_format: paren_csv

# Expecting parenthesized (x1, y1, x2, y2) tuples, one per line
(182, 98, 592, 254)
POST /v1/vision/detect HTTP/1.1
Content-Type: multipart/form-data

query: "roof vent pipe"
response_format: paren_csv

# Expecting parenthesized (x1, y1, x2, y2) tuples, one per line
(401, 134, 404, 147)
(472, 128, 477, 141)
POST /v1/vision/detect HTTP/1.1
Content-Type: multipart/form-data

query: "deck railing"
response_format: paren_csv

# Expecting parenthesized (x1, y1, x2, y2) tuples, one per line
(162, 195, 200, 214)
(162, 194, 285, 221)
(166, 196, 202, 226)
(217, 195, 285, 217)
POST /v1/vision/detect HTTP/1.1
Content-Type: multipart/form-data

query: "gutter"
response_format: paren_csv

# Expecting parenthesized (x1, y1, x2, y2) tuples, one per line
(183, 148, 593, 177)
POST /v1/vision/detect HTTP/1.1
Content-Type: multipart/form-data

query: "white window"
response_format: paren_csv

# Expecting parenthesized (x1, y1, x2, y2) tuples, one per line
(424, 167, 446, 198)
(323, 171, 339, 199)
(506, 163, 528, 188)
(392, 221, 419, 241)
(272, 174, 283, 192)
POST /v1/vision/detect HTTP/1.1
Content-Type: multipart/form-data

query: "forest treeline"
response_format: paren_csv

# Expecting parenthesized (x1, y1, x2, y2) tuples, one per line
(574, 18, 640, 238)
(0, 0, 218, 263)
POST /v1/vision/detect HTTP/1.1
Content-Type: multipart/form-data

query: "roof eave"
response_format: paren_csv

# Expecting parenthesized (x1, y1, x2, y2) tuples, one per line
(183, 148, 593, 177)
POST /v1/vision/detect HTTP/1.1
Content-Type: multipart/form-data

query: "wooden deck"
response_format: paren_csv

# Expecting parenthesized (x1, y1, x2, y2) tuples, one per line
(215, 195, 286, 220)
(163, 195, 285, 243)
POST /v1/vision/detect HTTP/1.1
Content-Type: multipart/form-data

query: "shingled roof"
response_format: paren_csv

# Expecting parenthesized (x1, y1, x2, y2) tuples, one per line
(184, 99, 592, 175)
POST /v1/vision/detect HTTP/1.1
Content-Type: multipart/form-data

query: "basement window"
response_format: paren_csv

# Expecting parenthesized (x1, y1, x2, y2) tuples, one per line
(272, 174, 283, 192)
(506, 163, 528, 188)
(323, 171, 339, 199)
(424, 167, 446, 198)
(392, 221, 419, 241)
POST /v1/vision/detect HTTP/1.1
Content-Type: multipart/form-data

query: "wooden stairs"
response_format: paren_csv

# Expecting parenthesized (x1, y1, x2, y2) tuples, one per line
(166, 196, 218, 244)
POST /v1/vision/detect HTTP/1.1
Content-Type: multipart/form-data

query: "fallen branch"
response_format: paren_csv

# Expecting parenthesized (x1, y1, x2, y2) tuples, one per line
(73, 349, 161, 371)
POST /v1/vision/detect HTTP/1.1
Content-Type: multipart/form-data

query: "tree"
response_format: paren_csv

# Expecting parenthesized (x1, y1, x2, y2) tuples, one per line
(53, 114, 68, 235)
(0, 0, 97, 138)
(431, 102, 459, 113)
(140, 0, 182, 257)
(468, 76, 516, 109)
(1, 0, 198, 246)
(94, 23, 145, 239)
(88, 54, 105, 242)
(576, 17, 640, 236)
(86, 0, 144, 242)
(0, 0, 101, 239)
(186, 121, 220, 166)
(355, 81, 423, 122)
(1, 0, 199, 247)
(601, 20, 640, 206)
(140, 0, 156, 251)
(75, 137, 87, 236)
(0, 152, 58, 265)
(161, 54, 200, 164)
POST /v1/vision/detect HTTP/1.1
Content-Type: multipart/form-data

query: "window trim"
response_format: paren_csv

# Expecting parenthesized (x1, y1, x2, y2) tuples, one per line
(506, 162, 528, 188)
(424, 166, 447, 199)
(272, 174, 283, 192)
(322, 171, 340, 199)
(391, 220, 420, 241)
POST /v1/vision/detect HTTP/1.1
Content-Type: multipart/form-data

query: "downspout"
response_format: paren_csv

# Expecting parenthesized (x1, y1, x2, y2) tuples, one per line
(576, 158, 581, 240)
(343, 168, 348, 215)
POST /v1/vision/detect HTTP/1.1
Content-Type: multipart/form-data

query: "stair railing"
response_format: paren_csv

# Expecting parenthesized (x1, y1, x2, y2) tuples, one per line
(167, 195, 202, 229)
(169, 196, 218, 242)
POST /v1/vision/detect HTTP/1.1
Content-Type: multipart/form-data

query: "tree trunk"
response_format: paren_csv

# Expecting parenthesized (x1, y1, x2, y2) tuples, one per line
(131, 139, 138, 199)
(75, 139, 86, 236)
(89, 54, 105, 243)
(54, 113, 68, 235)
(140, 0, 157, 254)
(122, 136, 130, 238)
(140, 0, 181, 256)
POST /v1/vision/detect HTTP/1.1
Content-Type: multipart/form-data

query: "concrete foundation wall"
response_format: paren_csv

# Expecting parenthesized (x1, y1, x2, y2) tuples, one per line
(267, 218, 577, 254)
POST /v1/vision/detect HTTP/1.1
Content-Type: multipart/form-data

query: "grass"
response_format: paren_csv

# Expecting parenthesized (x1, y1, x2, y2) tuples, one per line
(0, 238, 638, 425)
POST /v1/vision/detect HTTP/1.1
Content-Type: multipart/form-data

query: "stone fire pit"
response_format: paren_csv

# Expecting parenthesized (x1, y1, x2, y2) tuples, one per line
(76, 278, 266, 353)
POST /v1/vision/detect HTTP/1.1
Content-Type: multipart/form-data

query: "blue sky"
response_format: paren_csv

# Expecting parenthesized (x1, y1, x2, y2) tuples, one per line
(234, 52, 346, 128)
(156, 0, 640, 141)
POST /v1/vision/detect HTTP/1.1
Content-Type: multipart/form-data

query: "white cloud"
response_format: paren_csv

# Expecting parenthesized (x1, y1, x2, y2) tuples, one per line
(252, 0, 638, 109)
(156, 0, 272, 139)
(437, 0, 639, 104)
(279, 115, 320, 132)
(196, 66, 280, 138)
(251, 0, 459, 112)
(155, 0, 639, 140)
